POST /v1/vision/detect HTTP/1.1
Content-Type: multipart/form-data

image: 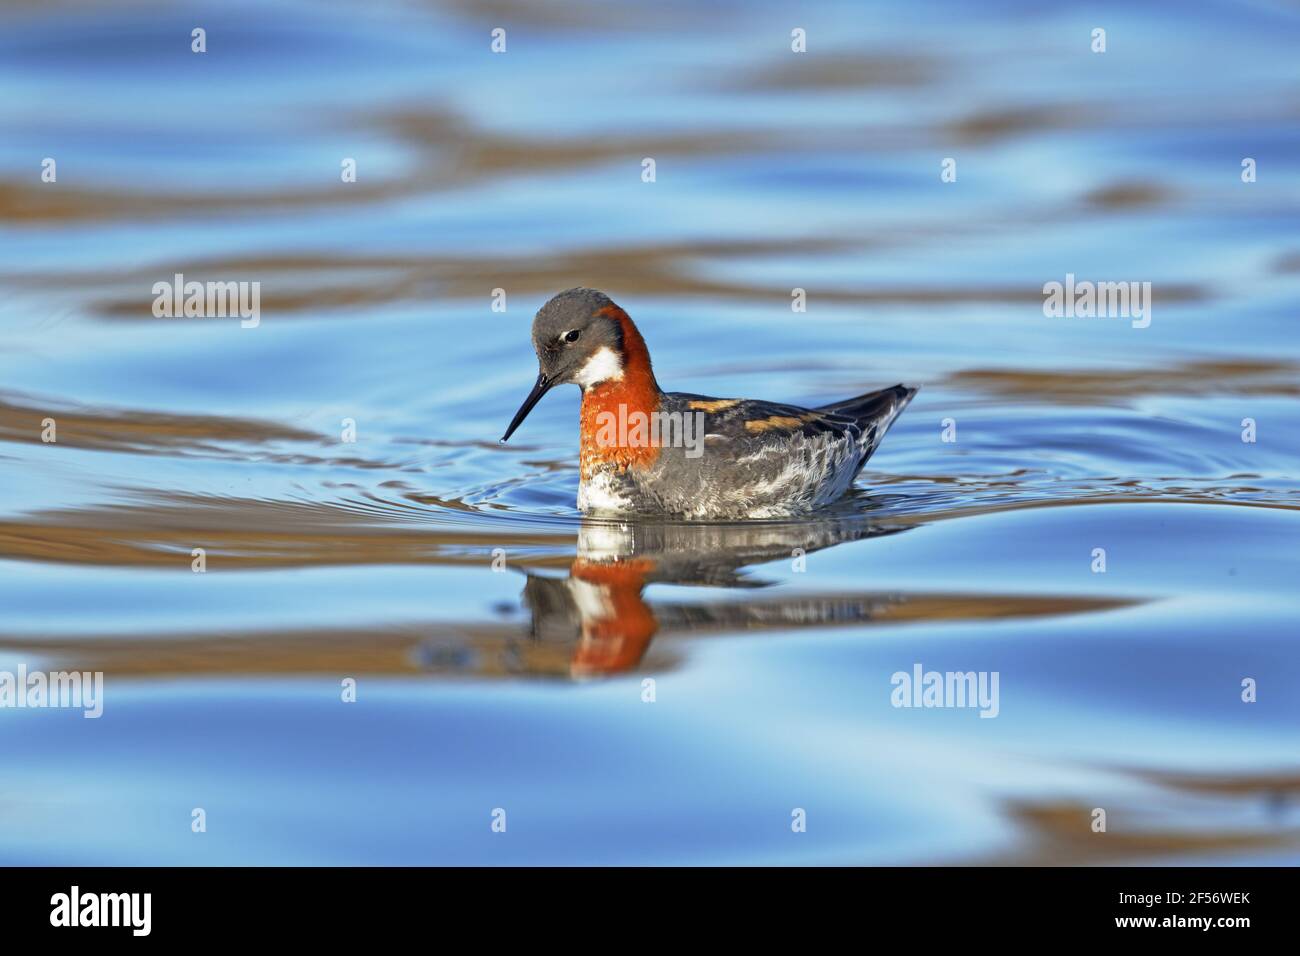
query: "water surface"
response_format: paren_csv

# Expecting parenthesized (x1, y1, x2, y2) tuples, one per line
(2, 0, 1299, 864)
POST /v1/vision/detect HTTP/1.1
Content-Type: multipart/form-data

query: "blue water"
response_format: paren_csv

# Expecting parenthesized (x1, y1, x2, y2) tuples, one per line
(1, 0, 1298, 864)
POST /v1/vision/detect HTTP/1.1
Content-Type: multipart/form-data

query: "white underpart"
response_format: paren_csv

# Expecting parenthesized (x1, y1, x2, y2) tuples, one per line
(574, 346, 624, 387)
(578, 469, 634, 513)
(567, 576, 613, 618)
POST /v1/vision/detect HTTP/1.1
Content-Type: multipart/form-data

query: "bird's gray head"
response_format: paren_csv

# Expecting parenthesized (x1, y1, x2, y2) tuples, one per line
(530, 288, 626, 387)
(500, 288, 631, 442)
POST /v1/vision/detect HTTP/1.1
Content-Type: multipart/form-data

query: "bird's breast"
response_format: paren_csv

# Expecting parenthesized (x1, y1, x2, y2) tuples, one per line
(578, 380, 662, 479)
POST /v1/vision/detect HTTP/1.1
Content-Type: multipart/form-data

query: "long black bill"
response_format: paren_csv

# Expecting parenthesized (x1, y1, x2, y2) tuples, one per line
(500, 373, 553, 443)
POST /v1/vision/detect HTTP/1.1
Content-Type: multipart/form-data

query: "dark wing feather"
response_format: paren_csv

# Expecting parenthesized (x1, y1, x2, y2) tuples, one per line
(663, 393, 862, 450)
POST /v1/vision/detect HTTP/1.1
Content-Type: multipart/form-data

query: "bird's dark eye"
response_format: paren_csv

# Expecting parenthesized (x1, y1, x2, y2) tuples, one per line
(563, 329, 581, 344)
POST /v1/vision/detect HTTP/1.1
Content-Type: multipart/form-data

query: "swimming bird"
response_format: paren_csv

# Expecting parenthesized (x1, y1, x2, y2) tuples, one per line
(500, 288, 916, 519)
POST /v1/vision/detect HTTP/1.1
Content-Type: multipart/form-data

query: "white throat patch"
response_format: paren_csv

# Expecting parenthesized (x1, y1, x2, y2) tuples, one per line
(574, 346, 624, 388)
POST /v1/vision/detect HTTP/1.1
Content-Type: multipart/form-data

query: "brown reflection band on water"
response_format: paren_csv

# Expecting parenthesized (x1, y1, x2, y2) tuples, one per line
(972, 796, 1294, 868)
(0, 393, 324, 454)
(943, 359, 1300, 404)
(0, 623, 589, 681)
(0, 590, 1134, 682)
(13, 237, 1203, 320)
(5, 90, 1296, 228)
(1125, 768, 1300, 798)
(2, 490, 1296, 570)
(966, 784, 1300, 866)
(78, 257, 1207, 320)
(859, 491, 1300, 530)
(0, 109, 783, 226)
(0, 512, 574, 569)
(954, 764, 1300, 865)
(723, 52, 939, 92)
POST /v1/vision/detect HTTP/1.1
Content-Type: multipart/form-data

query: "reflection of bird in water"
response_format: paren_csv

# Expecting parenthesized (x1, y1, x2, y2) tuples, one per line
(522, 514, 906, 678)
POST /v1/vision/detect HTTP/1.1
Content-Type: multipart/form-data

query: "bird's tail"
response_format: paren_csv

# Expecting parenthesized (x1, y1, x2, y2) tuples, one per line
(817, 384, 917, 431)
(816, 384, 918, 469)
